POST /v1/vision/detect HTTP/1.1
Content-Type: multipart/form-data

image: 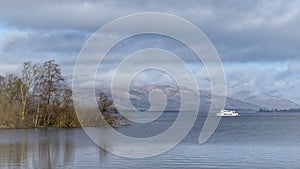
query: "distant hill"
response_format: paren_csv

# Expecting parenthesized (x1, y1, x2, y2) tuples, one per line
(231, 90, 300, 110)
(99, 86, 260, 112)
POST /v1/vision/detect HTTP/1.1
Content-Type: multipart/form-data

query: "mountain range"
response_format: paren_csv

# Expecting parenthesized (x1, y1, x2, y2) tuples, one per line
(99, 85, 300, 112)
(231, 90, 300, 110)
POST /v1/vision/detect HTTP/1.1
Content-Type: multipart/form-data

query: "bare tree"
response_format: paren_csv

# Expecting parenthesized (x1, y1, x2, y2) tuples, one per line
(5, 74, 22, 104)
(20, 62, 37, 121)
(33, 60, 65, 126)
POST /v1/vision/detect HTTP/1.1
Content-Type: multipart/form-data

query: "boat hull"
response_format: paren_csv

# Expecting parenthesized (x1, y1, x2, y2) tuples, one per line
(217, 110, 239, 117)
(216, 114, 239, 117)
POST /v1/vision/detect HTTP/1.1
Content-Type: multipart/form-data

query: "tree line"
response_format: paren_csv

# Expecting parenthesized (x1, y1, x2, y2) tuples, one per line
(258, 108, 300, 112)
(0, 60, 122, 128)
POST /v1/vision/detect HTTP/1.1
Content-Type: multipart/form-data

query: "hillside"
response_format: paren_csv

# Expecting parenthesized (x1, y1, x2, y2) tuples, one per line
(232, 90, 300, 110)
(99, 86, 260, 112)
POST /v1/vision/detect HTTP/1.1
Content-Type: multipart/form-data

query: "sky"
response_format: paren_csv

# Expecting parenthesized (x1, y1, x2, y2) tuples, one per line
(0, 0, 299, 103)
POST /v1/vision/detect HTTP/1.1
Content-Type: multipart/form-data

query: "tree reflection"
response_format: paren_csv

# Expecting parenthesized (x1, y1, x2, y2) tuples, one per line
(0, 129, 101, 168)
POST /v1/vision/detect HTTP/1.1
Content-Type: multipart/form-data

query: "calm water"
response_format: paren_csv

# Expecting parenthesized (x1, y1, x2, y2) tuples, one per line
(1, 112, 300, 169)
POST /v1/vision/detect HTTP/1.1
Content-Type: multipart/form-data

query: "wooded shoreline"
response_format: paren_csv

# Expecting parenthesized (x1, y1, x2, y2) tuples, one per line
(0, 60, 124, 128)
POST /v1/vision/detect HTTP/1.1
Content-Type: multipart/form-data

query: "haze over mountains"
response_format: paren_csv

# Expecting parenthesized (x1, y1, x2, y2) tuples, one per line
(232, 90, 300, 110)
(99, 85, 300, 112)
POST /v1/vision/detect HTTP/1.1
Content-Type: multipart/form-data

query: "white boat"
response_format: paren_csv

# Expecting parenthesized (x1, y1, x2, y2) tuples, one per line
(217, 109, 239, 117)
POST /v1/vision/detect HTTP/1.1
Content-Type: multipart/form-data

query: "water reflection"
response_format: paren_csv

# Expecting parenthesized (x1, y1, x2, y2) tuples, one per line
(1, 113, 300, 169)
(0, 129, 105, 169)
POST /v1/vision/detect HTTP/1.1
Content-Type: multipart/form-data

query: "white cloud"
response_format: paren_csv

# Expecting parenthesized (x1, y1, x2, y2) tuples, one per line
(0, 0, 300, 103)
(225, 60, 300, 103)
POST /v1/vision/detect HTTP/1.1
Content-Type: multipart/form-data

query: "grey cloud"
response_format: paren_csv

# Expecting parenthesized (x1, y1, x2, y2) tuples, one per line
(0, 30, 87, 54)
(1, 0, 300, 63)
(0, 0, 126, 31)
(0, 30, 87, 76)
(0, 0, 300, 103)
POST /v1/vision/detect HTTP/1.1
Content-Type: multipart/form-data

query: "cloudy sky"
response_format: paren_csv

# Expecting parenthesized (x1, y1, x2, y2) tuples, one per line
(0, 0, 300, 103)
